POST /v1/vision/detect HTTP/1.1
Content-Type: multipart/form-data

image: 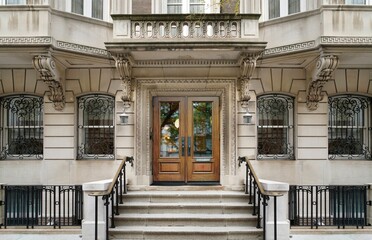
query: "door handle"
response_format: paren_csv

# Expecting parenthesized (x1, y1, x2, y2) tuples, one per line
(188, 136, 191, 156)
(181, 137, 185, 156)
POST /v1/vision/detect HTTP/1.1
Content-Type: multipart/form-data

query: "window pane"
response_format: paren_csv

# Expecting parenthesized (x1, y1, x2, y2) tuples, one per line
(167, 0, 182, 13)
(1, 95, 43, 159)
(78, 95, 114, 159)
(257, 95, 294, 159)
(288, 0, 300, 14)
(190, 0, 205, 13)
(345, 0, 366, 4)
(72, 0, 84, 15)
(5, 0, 26, 4)
(160, 102, 180, 158)
(328, 95, 370, 159)
(269, 0, 280, 19)
(193, 102, 212, 158)
(92, 0, 103, 19)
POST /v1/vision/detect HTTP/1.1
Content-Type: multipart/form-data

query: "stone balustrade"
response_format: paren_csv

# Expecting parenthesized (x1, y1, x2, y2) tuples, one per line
(112, 14, 260, 40)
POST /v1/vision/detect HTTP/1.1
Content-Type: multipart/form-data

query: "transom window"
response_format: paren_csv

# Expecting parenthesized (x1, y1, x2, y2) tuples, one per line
(328, 95, 371, 160)
(0, 95, 43, 160)
(257, 94, 294, 159)
(77, 94, 114, 159)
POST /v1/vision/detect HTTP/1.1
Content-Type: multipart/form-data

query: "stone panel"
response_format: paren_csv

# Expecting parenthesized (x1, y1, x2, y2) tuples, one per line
(44, 148, 75, 160)
(44, 136, 74, 148)
(44, 113, 75, 125)
(346, 69, 359, 92)
(297, 114, 327, 125)
(2, 70, 13, 93)
(297, 126, 328, 137)
(44, 126, 75, 137)
(13, 69, 25, 92)
(90, 69, 101, 92)
(132, 0, 151, 14)
(333, 69, 346, 93)
(358, 69, 370, 93)
(25, 69, 38, 93)
(237, 136, 256, 148)
(297, 148, 328, 160)
(271, 68, 282, 92)
(297, 136, 328, 148)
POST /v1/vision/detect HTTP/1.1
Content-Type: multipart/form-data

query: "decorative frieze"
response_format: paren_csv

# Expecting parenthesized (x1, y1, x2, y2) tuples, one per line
(136, 59, 237, 66)
(32, 55, 65, 111)
(306, 54, 339, 110)
(56, 41, 109, 57)
(263, 41, 316, 57)
(0, 37, 52, 45)
(321, 36, 372, 45)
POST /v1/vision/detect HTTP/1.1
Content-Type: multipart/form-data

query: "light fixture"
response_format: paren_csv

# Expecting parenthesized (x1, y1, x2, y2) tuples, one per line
(119, 112, 129, 125)
(243, 111, 252, 124)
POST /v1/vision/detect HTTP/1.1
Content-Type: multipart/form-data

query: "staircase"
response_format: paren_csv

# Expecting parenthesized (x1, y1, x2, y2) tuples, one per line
(109, 189, 263, 240)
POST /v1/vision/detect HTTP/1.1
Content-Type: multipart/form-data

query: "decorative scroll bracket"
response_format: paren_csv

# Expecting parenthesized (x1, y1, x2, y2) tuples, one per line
(114, 55, 133, 110)
(239, 53, 260, 109)
(306, 54, 339, 110)
(32, 55, 65, 111)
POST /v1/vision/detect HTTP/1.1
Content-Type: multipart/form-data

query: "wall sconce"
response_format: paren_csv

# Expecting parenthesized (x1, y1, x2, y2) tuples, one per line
(243, 111, 253, 124)
(119, 112, 129, 125)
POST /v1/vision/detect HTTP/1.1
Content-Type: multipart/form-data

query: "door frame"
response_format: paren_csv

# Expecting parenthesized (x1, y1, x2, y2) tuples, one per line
(134, 79, 238, 186)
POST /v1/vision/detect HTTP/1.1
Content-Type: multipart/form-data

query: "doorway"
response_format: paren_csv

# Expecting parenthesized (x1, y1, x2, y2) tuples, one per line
(152, 96, 220, 183)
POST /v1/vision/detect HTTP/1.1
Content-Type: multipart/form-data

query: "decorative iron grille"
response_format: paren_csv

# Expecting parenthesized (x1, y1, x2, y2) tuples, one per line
(77, 94, 114, 159)
(257, 94, 294, 159)
(328, 95, 371, 160)
(0, 95, 43, 160)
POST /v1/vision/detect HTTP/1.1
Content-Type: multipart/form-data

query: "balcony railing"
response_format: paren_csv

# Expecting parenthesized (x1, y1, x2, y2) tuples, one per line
(112, 14, 260, 40)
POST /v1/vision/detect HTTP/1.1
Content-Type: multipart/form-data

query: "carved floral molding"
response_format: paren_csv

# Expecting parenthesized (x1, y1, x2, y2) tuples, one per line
(306, 54, 339, 110)
(32, 55, 65, 110)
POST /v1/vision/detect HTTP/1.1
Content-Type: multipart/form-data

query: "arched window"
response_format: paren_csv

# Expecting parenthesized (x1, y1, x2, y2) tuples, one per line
(77, 94, 115, 159)
(257, 94, 294, 159)
(1, 95, 43, 159)
(328, 95, 371, 159)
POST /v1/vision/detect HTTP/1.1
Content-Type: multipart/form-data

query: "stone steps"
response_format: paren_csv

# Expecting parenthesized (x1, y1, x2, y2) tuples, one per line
(110, 190, 262, 240)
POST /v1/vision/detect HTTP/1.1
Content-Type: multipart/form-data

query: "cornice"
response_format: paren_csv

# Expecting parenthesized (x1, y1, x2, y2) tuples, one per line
(136, 59, 238, 66)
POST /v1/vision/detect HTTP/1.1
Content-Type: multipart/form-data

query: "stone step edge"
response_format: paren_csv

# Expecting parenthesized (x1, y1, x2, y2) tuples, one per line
(118, 202, 252, 207)
(113, 213, 257, 220)
(109, 226, 262, 234)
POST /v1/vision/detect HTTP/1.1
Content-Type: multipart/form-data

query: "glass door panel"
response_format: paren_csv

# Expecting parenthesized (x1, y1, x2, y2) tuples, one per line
(193, 101, 212, 159)
(160, 102, 180, 158)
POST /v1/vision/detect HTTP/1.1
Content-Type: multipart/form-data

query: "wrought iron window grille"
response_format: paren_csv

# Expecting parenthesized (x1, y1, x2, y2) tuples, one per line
(0, 95, 43, 160)
(328, 95, 371, 160)
(77, 94, 115, 160)
(257, 94, 294, 160)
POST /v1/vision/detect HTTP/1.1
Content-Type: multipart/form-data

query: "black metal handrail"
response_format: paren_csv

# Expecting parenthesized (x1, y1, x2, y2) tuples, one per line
(89, 156, 134, 240)
(0, 185, 83, 229)
(238, 156, 284, 240)
(289, 185, 370, 229)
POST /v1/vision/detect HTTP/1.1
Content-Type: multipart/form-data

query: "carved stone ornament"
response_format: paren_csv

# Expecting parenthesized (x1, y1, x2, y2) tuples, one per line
(32, 55, 65, 110)
(240, 54, 259, 108)
(114, 55, 132, 108)
(306, 54, 339, 110)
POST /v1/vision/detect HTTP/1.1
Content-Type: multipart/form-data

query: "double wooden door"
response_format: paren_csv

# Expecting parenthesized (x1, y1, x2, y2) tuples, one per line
(153, 96, 220, 183)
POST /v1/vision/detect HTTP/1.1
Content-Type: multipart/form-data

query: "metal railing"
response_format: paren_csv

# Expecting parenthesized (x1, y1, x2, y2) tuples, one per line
(289, 185, 369, 229)
(0, 185, 83, 228)
(238, 156, 284, 240)
(89, 156, 134, 240)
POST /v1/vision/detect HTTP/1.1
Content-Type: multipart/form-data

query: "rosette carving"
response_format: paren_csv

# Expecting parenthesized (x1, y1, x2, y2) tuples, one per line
(306, 55, 339, 110)
(32, 55, 65, 110)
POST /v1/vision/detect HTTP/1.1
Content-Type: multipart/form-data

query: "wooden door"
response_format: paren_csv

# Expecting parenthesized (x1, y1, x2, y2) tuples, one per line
(153, 96, 220, 183)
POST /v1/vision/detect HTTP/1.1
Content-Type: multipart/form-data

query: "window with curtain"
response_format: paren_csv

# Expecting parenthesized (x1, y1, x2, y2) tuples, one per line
(288, 0, 301, 14)
(77, 94, 115, 159)
(345, 0, 366, 4)
(72, 0, 84, 15)
(190, 0, 205, 13)
(1, 95, 43, 160)
(5, 0, 26, 4)
(257, 94, 294, 159)
(92, 0, 103, 19)
(328, 95, 371, 160)
(269, 0, 280, 19)
(167, 0, 182, 13)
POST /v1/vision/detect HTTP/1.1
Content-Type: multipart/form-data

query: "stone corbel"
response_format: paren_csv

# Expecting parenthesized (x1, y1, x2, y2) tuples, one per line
(114, 55, 133, 109)
(239, 53, 259, 109)
(306, 54, 339, 110)
(32, 55, 65, 111)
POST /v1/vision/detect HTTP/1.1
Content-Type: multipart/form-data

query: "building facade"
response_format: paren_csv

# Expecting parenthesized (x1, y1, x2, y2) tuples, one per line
(0, 0, 371, 191)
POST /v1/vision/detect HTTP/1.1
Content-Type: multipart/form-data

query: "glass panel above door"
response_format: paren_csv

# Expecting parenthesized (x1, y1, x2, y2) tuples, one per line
(192, 101, 212, 159)
(160, 102, 180, 158)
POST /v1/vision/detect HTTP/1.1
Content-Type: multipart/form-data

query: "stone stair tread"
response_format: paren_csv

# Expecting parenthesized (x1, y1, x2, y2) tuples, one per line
(126, 190, 247, 196)
(115, 213, 255, 219)
(120, 202, 250, 207)
(110, 226, 262, 233)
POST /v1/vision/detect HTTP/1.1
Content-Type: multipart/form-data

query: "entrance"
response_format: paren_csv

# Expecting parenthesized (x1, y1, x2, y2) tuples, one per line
(153, 96, 220, 183)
